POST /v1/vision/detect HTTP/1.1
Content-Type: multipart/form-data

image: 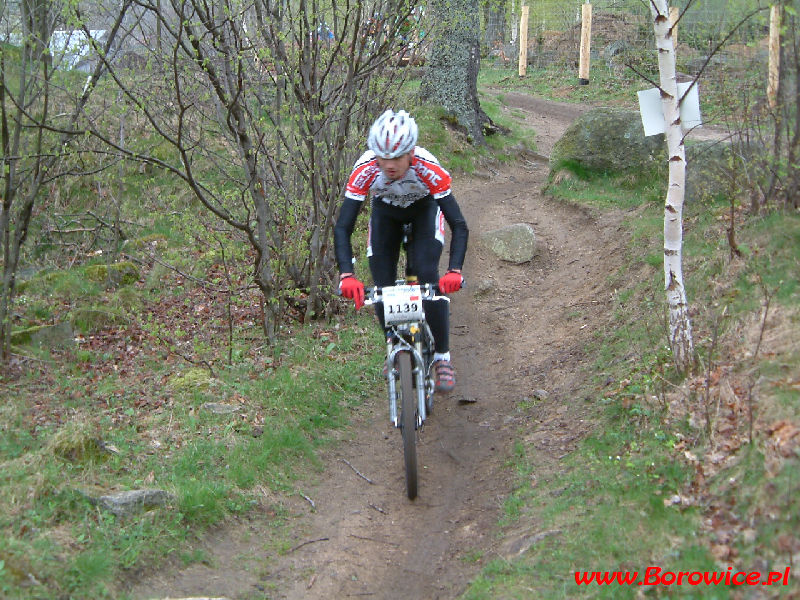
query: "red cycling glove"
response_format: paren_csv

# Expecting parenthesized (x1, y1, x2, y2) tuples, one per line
(438, 270, 463, 294)
(339, 275, 365, 310)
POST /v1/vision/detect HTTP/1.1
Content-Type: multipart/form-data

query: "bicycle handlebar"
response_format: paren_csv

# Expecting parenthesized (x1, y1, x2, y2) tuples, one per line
(363, 283, 449, 306)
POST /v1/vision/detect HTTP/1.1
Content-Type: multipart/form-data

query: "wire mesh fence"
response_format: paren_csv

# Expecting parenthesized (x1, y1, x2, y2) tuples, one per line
(482, 1, 782, 103)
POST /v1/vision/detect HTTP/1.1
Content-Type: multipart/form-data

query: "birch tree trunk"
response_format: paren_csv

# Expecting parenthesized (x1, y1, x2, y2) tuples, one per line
(649, 0, 694, 373)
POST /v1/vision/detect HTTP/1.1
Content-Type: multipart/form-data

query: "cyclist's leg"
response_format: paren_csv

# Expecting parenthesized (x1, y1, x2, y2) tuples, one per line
(410, 199, 456, 391)
(410, 199, 449, 355)
(368, 199, 404, 330)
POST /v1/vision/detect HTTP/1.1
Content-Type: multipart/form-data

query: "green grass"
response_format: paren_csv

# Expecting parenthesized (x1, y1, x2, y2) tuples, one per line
(461, 103, 800, 598)
(0, 312, 384, 598)
(411, 102, 538, 173)
(545, 170, 664, 211)
(3, 50, 798, 599)
(478, 52, 765, 124)
(479, 62, 655, 109)
(465, 422, 721, 598)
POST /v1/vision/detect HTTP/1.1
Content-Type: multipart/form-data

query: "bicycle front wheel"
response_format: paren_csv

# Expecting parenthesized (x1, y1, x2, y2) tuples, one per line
(397, 351, 418, 499)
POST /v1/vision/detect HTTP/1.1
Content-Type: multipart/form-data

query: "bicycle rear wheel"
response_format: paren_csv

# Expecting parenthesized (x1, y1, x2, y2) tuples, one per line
(397, 351, 418, 499)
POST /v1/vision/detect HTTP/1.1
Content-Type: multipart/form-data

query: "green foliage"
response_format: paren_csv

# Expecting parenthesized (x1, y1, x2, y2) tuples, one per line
(732, 212, 800, 304)
(2, 14, 796, 597)
(84, 262, 140, 287)
(678, 0, 770, 48)
(412, 101, 537, 174)
(463, 75, 800, 595)
(18, 269, 103, 301)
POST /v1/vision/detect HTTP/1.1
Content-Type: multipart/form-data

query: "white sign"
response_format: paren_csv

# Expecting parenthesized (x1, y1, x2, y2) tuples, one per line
(638, 82, 702, 136)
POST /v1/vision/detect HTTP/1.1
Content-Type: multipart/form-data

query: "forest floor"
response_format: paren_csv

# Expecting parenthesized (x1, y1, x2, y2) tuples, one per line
(127, 94, 645, 600)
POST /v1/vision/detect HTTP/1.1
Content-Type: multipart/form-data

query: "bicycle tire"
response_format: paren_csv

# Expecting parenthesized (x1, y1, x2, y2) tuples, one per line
(397, 351, 418, 499)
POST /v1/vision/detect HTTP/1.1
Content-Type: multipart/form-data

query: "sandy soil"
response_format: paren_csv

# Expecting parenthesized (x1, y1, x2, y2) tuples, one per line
(128, 93, 632, 600)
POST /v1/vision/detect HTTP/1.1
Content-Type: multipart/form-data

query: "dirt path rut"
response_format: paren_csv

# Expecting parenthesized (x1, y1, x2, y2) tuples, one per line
(129, 93, 628, 600)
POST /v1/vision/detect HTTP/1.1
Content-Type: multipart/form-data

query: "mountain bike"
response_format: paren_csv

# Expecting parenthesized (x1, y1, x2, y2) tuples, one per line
(364, 281, 447, 499)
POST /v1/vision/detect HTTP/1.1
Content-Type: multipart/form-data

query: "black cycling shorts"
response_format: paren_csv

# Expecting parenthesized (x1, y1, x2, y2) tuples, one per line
(368, 196, 450, 353)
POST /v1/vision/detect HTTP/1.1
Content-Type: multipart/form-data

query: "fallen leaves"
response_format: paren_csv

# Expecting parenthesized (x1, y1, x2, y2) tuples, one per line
(766, 420, 800, 458)
(654, 352, 799, 575)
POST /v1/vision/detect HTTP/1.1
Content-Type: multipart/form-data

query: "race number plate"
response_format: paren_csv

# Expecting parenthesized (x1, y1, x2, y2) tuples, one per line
(382, 285, 424, 324)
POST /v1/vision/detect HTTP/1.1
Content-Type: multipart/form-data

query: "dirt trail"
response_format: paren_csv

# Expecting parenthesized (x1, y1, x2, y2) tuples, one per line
(129, 93, 629, 600)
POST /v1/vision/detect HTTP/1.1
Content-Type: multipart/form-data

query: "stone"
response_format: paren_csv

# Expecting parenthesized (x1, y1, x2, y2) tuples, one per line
(473, 278, 496, 298)
(480, 223, 537, 263)
(549, 107, 666, 177)
(167, 368, 215, 392)
(203, 402, 238, 415)
(685, 139, 739, 203)
(97, 489, 176, 517)
(69, 307, 127, 334)
(84, 261, 140, 286)
(11, 322, 75, 348)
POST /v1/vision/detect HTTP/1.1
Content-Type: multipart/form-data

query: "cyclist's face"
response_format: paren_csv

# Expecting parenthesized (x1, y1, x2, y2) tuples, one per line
(376, 152, 413, 181)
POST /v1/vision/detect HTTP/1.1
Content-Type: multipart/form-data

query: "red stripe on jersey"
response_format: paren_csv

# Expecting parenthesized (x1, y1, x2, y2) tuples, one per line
(345, 159, 381, 201)
(411, 155, 452, 199)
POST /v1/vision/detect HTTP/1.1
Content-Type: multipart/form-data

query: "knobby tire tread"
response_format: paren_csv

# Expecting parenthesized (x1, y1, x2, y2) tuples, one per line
(398, 351, 418, 499)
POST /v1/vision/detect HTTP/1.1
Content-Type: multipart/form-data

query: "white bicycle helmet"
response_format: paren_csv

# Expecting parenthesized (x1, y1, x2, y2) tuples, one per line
(367, 109, 418, 158)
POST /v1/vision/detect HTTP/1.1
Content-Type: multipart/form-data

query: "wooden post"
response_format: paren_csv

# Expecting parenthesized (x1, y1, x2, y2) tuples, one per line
(768, 4, 781, 109)
(578, 3, 592, 84)
(518, 5, 529, 77)
(669, 6, 679, 45)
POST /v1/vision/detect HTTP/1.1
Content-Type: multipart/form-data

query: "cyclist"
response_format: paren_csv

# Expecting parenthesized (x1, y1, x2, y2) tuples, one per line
(334, 109, 469, 392)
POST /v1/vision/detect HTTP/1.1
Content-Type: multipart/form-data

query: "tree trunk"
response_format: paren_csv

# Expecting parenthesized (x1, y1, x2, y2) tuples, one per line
(84, 0, 417, 341)
(650, 0, 695, 373)
(21, 0, 54, 67)
(0, 3, 131, 363)
(421, 0, 491, 143)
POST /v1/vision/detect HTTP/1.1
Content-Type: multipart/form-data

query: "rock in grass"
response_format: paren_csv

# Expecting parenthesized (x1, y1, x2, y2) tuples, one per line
(203, 402, 238, 415)
(69, 307, 128, 334)
(97, 489, 176, 517)
(11, 322, 75, 348)
(84, 261, 140, 286)
(549, 107, 665, 178)
(167, 367, 215, 392)
(46, 423, 111, 462)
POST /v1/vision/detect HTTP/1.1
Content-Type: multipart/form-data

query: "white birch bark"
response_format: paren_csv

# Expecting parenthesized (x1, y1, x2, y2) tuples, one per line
(649, 0, 694, 372)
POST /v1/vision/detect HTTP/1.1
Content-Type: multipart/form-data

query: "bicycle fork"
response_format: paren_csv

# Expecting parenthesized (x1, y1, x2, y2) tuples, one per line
(387, 338, 427, 428)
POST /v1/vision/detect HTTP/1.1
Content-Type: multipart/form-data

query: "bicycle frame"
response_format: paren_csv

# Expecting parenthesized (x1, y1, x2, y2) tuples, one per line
(365, 282, 447, 429)
(345, 226, 452, 499)
(385, 319, 433, 427)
